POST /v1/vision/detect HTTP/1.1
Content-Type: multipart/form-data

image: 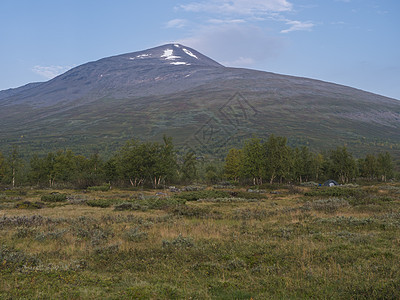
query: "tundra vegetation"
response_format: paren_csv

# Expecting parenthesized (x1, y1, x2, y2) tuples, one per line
(0, 135, 400, 298)
(1, 184, 400, 298)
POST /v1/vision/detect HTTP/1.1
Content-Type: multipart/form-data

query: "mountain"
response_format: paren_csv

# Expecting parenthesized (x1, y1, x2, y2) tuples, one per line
(1, 44, 400, 160)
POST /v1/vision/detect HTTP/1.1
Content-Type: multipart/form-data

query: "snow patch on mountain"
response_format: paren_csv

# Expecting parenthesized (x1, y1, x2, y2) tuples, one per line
(137, 54, 151, 58)
(183, 48, 198, 59)
(170, 62, 190, 66)
(161, 49, 181, 60)
(129, 54, 151, 60)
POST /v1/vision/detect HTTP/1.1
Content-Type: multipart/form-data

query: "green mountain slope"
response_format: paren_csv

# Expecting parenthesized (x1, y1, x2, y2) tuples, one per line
(1, 44, 399, 160)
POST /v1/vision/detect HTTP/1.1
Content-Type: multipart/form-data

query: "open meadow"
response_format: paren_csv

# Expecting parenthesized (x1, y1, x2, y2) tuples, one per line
(1, 184, 400, 299)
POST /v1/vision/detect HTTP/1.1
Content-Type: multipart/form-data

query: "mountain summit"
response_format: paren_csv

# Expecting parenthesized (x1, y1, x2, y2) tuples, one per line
(1, 44, 400, 158)
(121, 43, 223, 67)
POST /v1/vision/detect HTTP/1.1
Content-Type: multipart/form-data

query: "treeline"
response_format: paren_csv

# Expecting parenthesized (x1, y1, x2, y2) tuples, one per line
(0, 134, 397, 188)
(0, 136, 196, 189)
(225, 135, 395, 185)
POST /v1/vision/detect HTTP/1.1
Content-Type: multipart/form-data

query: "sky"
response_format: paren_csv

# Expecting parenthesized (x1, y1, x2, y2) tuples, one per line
(1, 0, 399, 100)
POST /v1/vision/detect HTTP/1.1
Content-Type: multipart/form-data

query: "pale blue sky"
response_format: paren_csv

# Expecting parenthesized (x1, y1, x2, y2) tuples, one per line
(1, 0, 399, 99)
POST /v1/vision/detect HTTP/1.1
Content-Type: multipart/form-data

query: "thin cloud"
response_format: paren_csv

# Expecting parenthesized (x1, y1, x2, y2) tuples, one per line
(207, 19, 246, 25)
(177, 0, 315, 35)
(178, 24, 284, 67)
(166, 19, 188, 29)
(281, 20, 314, 33)
(32, 65, 73, 79)
(171, 0, 314, 69)
(180, 0, 293, 16)
(228, 57, 256, 66)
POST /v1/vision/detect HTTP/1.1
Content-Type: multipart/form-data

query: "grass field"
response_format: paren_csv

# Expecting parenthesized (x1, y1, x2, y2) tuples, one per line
(1, 184, 400, 299)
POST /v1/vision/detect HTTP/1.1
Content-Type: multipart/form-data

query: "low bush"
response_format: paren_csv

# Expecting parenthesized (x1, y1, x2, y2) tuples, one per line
(305, 187, 366, 199)
(246, 188, 267, 193)
(67, 195, 88, 205)
(198, 197, 259, 203)
(87, 198, 122, 208)
(4, 189, 28, 196)
(41, 193, 67, 202)
(114, 197, 186, 211)
(232, 191, 266, 200)
(183, 185, 206, 191)
(175, 190, 229, 201)
(287, 185, 302, 194)
(114, 202, 136, 211)
(169, 205, 211, 218)
(87, 184, 110, 192)
(14, 201, 45, 209)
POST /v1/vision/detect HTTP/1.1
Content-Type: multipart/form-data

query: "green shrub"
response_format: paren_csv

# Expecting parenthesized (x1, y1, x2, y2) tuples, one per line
(14, 201, 45, 209)
(305, 187, 366, 198)
(175, 190, 229, 201)
(183, 185, 206, 191)
(87, 198, 122, 208)
(41, 193, 67, 202)
(114, 197, 186, 211)
(4, 189, 28, 196)
(114, 202, 136, 211)
(87, 185, 110, 192)
(232, 191, 266, 200)
(198, 197, 259, 203)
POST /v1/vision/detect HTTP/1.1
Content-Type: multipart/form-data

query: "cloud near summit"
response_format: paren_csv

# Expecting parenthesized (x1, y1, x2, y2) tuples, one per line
(171, 0, 313, 69)
(32, 65, 74, 79)
(178, 24, 284, 68)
